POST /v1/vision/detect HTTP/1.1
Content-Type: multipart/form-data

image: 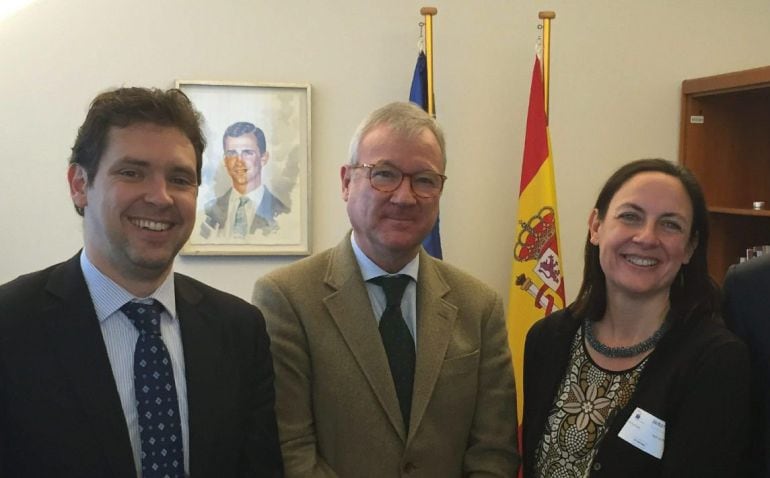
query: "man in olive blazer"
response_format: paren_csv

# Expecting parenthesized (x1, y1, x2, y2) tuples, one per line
(252, 102, 518, 477)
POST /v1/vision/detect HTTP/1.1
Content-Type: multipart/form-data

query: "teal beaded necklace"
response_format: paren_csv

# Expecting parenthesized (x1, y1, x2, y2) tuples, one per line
(584, 317, 670, 358)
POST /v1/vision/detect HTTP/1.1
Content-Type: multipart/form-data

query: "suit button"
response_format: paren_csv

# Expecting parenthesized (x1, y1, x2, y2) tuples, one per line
(403, 462, 417, 474)
(592, 461, 602, 471)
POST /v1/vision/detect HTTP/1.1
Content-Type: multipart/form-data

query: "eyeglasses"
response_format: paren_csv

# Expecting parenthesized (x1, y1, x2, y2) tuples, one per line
(350, 162, 447, 199)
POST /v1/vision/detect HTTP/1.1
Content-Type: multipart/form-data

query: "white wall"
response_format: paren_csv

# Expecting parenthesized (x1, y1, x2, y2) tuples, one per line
(2, 0, 770, 305)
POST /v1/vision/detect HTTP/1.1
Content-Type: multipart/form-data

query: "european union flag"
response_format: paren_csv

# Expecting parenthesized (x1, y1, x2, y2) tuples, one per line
(409, 51, 443, 259)
(410, 52, 428, 108)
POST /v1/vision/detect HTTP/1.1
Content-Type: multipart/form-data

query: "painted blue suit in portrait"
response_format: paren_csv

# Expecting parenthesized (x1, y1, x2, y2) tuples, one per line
(200, 186, 289, 238)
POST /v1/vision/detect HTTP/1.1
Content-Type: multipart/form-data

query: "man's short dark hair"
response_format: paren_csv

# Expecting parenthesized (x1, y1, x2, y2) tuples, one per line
(223, 122, 267, 155)
(69, 87, 206, 216)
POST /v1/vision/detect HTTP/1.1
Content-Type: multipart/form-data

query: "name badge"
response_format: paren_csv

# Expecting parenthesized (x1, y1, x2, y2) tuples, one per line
(617, 407, 665, 459)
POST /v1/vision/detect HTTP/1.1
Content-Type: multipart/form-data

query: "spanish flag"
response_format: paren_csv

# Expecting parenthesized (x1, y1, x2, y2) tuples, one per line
(508, 55, 566, 422)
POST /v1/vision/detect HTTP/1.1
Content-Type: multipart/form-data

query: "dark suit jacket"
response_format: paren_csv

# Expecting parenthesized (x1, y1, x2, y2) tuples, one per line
(0, 253, 283, 478)
(523, 308, 749, 478)
(201, 186, 289, 238)
(724, 255, 770, 478)
(252, 236, 519, 477)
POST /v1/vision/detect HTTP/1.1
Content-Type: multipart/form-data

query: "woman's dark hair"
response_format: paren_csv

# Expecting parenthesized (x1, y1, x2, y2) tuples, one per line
(69, 87, 206, 216)
(569, 158, 719, 322)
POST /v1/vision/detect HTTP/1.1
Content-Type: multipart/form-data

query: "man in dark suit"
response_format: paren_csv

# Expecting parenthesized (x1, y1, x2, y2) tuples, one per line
(724, 254, 770, 478)
(253, 102, 519, 477)
(200, 122, 288, 238)
(0, 87, 283, 478)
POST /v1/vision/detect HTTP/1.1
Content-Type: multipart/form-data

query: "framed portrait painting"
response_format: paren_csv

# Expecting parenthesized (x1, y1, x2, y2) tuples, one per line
(178, 81, 311, 255)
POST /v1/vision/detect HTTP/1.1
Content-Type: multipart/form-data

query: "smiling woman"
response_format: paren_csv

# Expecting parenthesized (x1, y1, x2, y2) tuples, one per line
(522, 159, 751, 478)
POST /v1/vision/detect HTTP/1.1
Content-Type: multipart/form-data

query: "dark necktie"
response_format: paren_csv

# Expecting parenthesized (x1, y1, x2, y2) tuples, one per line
(121, 300, 184, 478)
(369, 275, 415, 431)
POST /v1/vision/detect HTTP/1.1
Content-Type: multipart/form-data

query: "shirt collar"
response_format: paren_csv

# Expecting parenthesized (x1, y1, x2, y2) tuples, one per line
(80, 250, 177, 322)
(350, 232, 419, 282)
(228, 185, 265, 209)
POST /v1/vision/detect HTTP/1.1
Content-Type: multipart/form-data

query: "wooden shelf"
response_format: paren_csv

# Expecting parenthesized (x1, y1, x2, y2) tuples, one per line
(682, 65, 770, 96)
(709, 206, 770, 217)
(680, 65, 770, 284)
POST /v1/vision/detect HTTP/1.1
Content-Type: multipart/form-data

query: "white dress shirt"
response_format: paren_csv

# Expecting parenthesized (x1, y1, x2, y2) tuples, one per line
(80, 251, 189, 477)
(350, 233, 420, 346)
(225, 185, 266, 237)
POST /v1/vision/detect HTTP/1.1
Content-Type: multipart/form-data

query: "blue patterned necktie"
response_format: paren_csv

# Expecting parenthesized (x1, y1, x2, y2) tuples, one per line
(233, 196, 250, 237)
(369, 275, 415, 431)
(121, 300, 184, 478)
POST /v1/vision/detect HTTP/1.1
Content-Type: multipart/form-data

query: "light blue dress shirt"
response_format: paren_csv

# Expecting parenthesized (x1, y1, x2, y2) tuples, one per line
(80, 252, 189, 477)
(350, 233, 419, 346)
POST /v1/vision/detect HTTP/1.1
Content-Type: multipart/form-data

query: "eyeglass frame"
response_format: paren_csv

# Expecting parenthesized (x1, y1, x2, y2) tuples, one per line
(349, 162, 447, 198)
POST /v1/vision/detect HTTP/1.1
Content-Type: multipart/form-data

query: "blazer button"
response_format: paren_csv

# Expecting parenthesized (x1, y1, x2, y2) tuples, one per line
(592, 461, 602, 471)
(403, 462, 417, 474)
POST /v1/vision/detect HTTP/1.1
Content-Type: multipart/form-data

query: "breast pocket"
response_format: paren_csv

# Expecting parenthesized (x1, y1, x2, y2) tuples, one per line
(440, 349, 480, 376)
(433, 349, 481, 426)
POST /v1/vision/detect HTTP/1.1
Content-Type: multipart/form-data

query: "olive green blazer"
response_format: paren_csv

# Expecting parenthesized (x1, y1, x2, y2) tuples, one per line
(253, 235, 519, 477)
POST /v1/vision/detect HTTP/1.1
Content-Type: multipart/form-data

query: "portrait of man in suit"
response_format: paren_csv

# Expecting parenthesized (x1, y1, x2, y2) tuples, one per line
(0, 87, 283, 478)
(200, 121, 289, 239)
(252, 102, 519, 477)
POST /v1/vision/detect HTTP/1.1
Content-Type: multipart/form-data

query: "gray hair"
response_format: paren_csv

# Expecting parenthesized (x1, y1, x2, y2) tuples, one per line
(347, 102, 446, 167)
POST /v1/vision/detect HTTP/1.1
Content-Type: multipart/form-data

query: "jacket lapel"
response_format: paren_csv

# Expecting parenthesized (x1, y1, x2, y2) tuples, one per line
(322, 238, 408, 440)
(45, 253, 136, 478)
(409, 250, 457, 442)
(174, 275, 223, 476)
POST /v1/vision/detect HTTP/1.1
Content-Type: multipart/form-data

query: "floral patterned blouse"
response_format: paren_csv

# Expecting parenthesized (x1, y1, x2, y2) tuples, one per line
(533, 326, 649, 478)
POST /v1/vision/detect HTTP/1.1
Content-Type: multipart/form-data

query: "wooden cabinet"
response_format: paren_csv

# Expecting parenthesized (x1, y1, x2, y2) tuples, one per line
(679, 65, 770, 284)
